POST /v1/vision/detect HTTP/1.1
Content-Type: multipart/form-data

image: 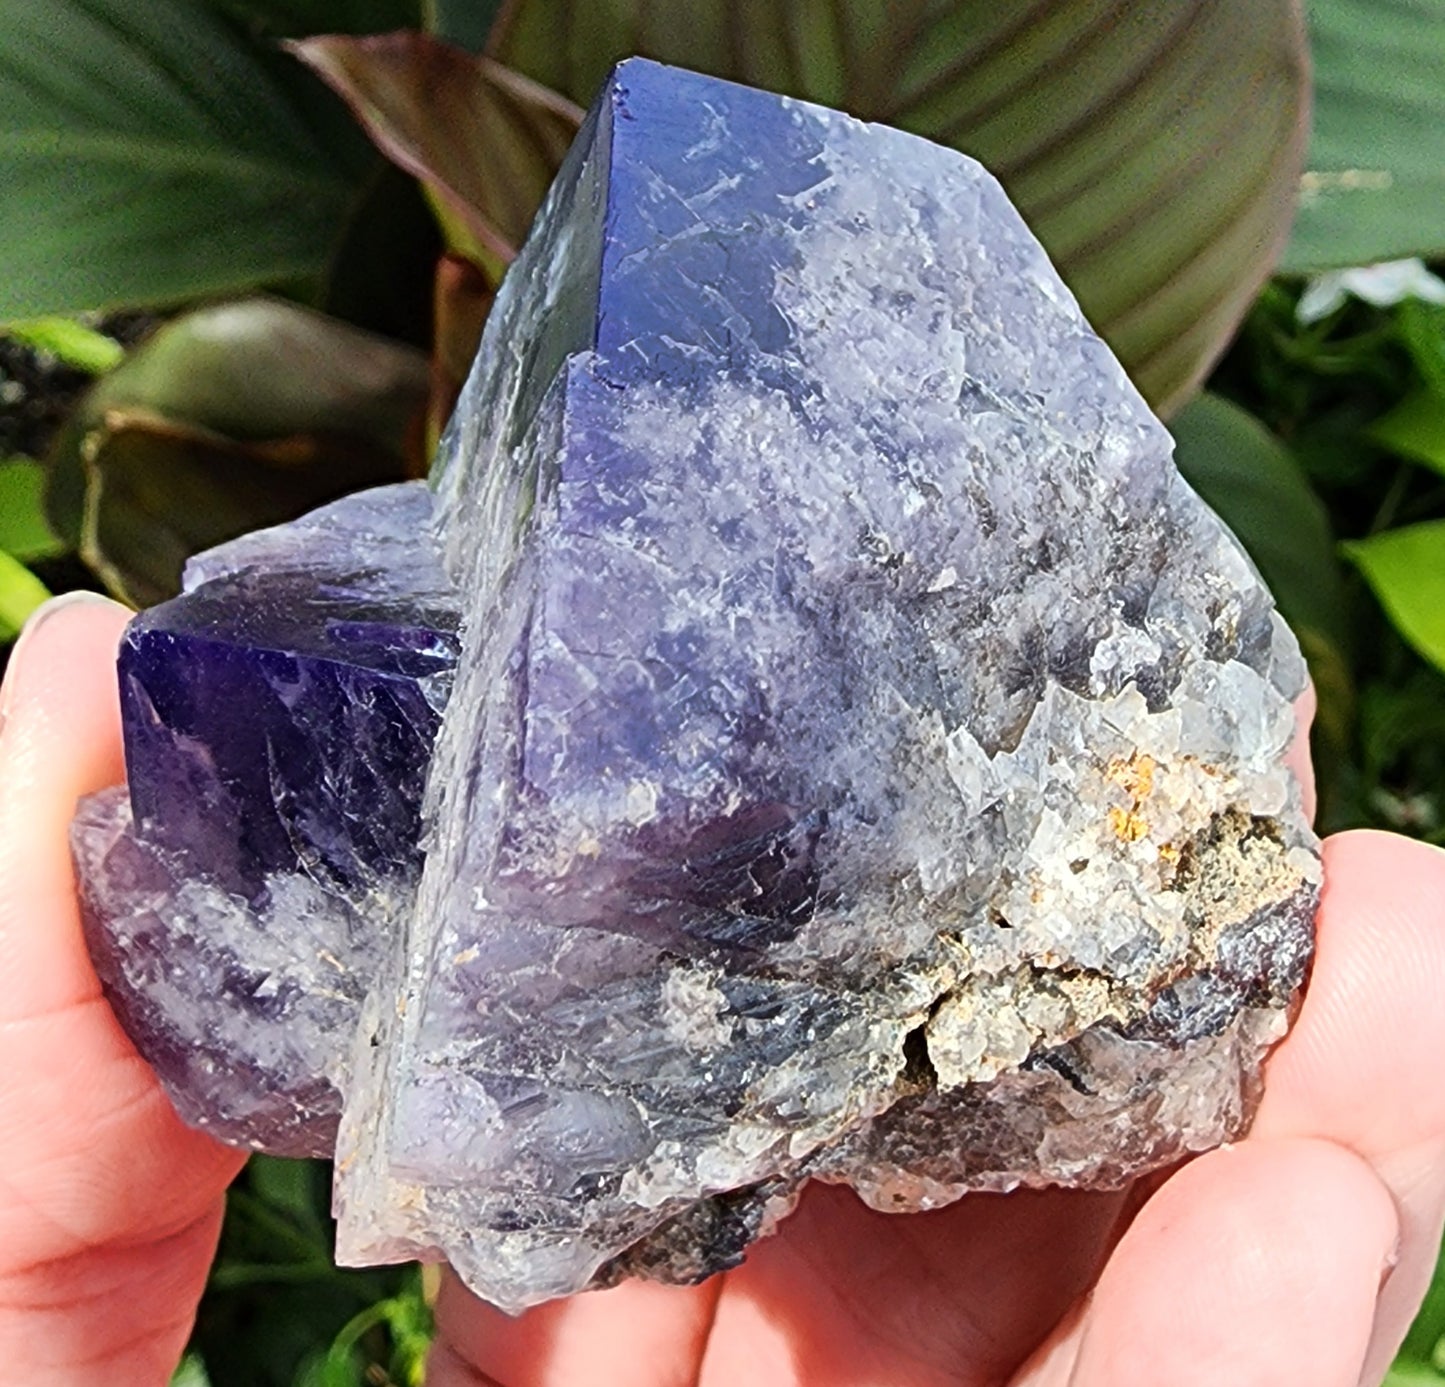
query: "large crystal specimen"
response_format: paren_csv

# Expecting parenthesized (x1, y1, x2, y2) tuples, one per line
(332, 61, 1318, 1306)
(76, 59, 1318, 1312)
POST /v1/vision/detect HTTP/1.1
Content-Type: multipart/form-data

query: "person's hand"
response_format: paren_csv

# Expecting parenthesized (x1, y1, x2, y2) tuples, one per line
(0, 595, 245, 1383)
(4, 596, 1445, 1387)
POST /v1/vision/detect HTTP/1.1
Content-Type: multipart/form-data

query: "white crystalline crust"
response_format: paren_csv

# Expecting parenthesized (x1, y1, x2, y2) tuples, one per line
(334, 74, 1318, 1310)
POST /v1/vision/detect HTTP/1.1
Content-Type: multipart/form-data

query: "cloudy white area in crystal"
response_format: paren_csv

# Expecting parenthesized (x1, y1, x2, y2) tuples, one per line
(331, 59, 1318, 1311)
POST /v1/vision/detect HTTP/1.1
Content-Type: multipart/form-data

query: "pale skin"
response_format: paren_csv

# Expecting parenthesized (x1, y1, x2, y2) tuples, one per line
(3, 593, 1444, 1387)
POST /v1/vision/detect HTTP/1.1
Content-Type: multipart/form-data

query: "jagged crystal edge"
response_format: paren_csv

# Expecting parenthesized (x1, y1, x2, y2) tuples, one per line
(332, 60, 1319, 1313)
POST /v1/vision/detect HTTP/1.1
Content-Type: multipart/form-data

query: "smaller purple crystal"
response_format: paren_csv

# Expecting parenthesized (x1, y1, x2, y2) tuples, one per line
(74, 483, 459, 1154)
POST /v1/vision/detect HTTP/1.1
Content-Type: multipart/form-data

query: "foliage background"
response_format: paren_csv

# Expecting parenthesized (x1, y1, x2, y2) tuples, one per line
(1, 0, 1444, 1382)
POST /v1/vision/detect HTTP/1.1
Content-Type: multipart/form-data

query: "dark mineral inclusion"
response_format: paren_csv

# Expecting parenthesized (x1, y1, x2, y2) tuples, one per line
(74, 59, 1320, 1311)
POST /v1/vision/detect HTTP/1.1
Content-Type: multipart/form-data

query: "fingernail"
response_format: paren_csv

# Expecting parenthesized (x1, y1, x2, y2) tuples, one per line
(0, 592, 122, 731)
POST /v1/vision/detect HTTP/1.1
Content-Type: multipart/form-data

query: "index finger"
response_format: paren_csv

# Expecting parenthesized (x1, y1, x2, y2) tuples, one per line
(0, 593, 132, 1024)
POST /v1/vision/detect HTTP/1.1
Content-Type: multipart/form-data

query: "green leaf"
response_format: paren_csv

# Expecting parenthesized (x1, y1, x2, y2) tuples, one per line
(65, 299, 430, 447)
(0, 460, 64, 561)
(1, 317, 123, 374)
(0, 0, 375, 316)
(1170, 392, 1351, 658)
(1400, 299, 1445, 401)
(46, 299, 428, 603)
(1385, 1365, 1445, 1387)
(429, 0, 507, 50)
(169, 1355, 214, 1387)
(1284, 0, 1445, 272)
(1370, 390, 1445, 478)
(292, 34, 582, 271)
(0, 550, 51, 641)
(487, 0, 1309, 415)
(1343, 520, 1445, 674)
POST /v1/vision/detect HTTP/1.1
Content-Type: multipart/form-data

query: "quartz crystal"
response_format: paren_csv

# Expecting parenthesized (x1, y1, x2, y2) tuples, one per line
(75, 59, 1319, 1312)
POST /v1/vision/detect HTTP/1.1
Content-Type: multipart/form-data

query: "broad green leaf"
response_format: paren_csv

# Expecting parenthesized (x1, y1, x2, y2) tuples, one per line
(1, 317, 123, 374)
(1370, 391, 1445, 478)
(1284, 0, 1445, 272)
(63, 299, 430, 447)
(1343, 521, 1445, 675)
(1385, 1365, 1445, 1387)
(0, 460, 64, 561)
(0, 550, 51, 641)
(78, 409, 406, 606)
(0, 0, 375, 316)
(487, 0, 1309, 415)
(1170, 393, 1349, 649)
(292, 34, 582, 270)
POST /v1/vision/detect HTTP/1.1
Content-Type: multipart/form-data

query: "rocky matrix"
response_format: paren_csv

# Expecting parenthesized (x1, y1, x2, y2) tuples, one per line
(76, 59, 1319, 1313)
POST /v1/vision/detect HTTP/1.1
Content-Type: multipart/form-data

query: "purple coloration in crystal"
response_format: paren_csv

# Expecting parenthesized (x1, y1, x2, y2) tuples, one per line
(121, 483, 458, 898)
(76, 61, 1319, 1311)
(75, 483, 458, 1152)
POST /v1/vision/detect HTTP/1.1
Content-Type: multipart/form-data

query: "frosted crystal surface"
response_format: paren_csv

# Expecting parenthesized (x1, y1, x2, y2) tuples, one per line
(75, 60, 1318, 1311)
(331, 61, 1318, 1308)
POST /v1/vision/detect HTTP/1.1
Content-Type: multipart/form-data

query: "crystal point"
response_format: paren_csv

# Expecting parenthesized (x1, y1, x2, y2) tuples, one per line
(76, 60, 1318, 1310)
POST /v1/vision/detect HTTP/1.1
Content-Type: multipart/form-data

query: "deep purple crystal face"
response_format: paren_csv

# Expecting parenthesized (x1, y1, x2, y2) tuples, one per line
(74, 484, 460, 1154)
(121, 484, 459, 900)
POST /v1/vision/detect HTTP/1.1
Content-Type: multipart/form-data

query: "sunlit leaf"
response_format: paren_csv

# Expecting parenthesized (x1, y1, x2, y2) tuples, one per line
(168, 1355, 214, 1387)
(292, 33, 582, 271)
(0, 459, 64, 561)
(486, 0, 1308, 415)
(0, 0, 375, 316)
(0, 550, 51, 641)
(1343, 520, 1445, 675)
(1, 317, 123, 374)
(1284, 0, 1445, 272)
(1369, 390, 1445, 478)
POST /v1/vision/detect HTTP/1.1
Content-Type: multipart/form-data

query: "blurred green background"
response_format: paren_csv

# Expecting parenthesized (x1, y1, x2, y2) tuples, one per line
(2, 1, 1444, 1381)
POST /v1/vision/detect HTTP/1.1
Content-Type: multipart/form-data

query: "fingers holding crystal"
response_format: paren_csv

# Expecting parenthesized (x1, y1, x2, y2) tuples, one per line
(1064, 1137, 1397, 1387)
(1249, 829, 1445, 1379)
(0, 593, 131, 1023)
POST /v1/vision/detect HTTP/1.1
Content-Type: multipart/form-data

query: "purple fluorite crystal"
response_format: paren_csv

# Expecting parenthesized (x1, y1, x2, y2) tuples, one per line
(75, 483, 457, 1154)
(77, 60, 1318, 1310)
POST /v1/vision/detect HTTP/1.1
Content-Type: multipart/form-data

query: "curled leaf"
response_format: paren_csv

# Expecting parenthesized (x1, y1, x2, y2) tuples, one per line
(291, 33, 583, 272)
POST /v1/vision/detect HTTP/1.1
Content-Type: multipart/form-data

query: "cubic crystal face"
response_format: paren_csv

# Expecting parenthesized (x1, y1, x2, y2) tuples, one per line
(75, 483, 458, 1154)
(75, 59, 1318, 1312)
